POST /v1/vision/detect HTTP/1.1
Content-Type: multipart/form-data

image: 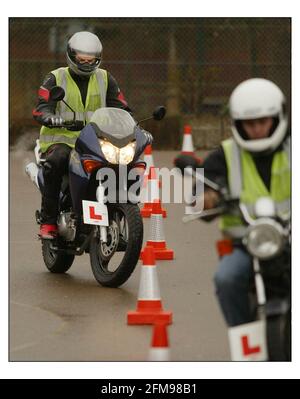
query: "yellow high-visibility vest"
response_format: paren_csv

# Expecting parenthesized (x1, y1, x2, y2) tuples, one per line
(220, 138, 290, 238)
(39, 67, 108, 153)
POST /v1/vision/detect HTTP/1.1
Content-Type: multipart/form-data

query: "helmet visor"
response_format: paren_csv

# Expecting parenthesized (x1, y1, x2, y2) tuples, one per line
(76, 53, 97, 64)
(75, 51, 100, 67)
(68, 44, 101, 74)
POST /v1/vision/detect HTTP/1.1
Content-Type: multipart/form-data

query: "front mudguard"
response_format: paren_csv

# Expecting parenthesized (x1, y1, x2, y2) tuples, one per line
(265, 298, 290, 318)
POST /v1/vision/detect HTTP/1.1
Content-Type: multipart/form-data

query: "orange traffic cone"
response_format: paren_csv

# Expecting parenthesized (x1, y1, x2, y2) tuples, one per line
(143, 144, 161, 188)
(140, 166, 166, 218)
(127, 246, 173, 325)
(181, 124, 194, 154)
(144, 144, 154, 175)
(148, 320, 170, 361)
(174, 124, 202, 169)
(140, 202, 174, 260)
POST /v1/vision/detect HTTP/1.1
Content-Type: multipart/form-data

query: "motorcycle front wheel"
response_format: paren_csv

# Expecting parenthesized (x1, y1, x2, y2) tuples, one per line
(89, 203, 143, 287)
(267, 312, 291, 361)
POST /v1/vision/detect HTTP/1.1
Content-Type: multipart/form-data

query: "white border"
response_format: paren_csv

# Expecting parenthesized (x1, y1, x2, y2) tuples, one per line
(2, 0, 299, 380)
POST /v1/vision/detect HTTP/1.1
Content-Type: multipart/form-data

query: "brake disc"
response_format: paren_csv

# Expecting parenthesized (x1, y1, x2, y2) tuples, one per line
(99, 220, 119, 260)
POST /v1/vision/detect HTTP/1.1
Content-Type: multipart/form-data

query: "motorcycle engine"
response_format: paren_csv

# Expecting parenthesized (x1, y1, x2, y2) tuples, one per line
(57, 212, 77, 241)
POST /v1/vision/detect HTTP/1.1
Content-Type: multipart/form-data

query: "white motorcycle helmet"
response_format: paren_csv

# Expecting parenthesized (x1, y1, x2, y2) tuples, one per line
(67, 31, 102, 77)
(229, 78, 288, 153)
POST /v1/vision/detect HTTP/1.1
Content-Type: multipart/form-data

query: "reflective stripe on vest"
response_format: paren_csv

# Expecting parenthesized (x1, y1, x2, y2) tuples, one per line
(220, 138, 291, 237)
(38, 135, 77, 145)
(226, 139, 242, 199)
(39, 67, 108, 153)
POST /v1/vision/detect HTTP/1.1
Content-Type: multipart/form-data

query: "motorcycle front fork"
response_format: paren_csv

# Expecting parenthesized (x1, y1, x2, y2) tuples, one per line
(96, 183, 107, 243)
(253, 257, 267, 320)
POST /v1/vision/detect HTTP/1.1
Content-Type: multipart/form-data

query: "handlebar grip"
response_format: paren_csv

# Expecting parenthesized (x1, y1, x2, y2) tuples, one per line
(55, 121, 85, 130)
(62, 120, 74, 126)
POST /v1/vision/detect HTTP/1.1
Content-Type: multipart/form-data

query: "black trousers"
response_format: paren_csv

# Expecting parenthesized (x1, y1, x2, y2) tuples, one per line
(41, 143, 72, 224)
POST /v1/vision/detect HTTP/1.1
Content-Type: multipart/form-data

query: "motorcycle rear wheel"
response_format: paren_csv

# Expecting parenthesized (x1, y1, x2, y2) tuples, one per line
(89, 203, 143, 287)
(42, 239, 75, 273)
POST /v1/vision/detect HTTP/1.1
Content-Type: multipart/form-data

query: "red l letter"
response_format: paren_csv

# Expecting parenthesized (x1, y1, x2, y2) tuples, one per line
(241, 335, 261, 356)
(89, 206, 102, 221)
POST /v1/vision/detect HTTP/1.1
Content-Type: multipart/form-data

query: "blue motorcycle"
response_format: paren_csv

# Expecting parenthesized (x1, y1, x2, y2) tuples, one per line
(25, 86, 166, 287)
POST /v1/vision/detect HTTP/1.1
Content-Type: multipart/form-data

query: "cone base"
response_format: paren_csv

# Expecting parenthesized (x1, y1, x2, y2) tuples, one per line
(181, 151, 195, 155)
(140, 249, 174, 260)
(180, 152, 202, 163)
(140, 245, 174, 261)
(127, 310, 172, 325)
(140, 207, 152, 218)
(153, 249, 174, 260)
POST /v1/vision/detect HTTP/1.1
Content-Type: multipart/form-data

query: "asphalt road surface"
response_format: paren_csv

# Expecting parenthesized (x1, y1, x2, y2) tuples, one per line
(9, 149, 229, 361)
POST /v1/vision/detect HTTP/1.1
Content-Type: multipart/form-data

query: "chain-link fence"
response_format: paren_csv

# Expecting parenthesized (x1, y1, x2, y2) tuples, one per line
(9, 17, 291, 149)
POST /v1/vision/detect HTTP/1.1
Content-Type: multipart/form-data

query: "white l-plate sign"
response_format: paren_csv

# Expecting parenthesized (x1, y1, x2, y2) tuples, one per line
(82, 200, 109, 226)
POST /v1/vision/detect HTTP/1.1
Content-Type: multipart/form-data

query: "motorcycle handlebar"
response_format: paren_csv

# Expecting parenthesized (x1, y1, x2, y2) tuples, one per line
(55, 120, 85, 130)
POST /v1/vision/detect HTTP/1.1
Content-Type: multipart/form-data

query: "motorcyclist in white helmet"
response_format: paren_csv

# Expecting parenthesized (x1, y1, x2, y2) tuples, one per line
(199, 78, 290, 327)
(32, 31, 138, 239)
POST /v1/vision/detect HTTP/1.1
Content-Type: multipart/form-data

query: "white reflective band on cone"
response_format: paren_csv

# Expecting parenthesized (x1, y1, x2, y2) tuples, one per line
(140, 178, 159, 203)
(182, 135, 194, 152)
(148, 348, 170, 361)
(144, 154, 154, 174)
(149, 179, 160, 201)
(149, 214, 165, 241)
(137, 266, 161, 300)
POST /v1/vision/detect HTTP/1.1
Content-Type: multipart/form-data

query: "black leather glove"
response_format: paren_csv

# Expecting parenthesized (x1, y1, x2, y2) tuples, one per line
(44, 114, 65, 127)
(142, 129, 153, 145)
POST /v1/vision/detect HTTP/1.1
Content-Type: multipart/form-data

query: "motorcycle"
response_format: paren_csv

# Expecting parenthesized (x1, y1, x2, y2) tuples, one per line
(183, 170, 291, 361)
(25, 86, 166, 287)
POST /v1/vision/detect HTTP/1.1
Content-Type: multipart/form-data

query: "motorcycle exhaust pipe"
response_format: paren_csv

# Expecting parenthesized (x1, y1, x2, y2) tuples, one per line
(25, 162, 40, 190)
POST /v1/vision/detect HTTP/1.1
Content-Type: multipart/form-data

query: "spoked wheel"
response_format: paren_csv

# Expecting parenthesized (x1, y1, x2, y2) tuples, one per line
(42, 239, 74, 273)
(89, 203, 143, 287)
(267, 311, 291, 361)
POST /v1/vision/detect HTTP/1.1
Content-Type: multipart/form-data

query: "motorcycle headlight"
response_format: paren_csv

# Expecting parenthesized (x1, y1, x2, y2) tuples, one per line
(245, 219, 285, 260)
(100, 140, 118, 164)
(99, 140, 136, 165)
(119, 142, 136, 165)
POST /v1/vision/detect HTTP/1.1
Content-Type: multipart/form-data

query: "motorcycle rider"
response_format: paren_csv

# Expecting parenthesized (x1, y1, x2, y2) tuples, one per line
(198, 78, 290, 327)
(33, 31, 134, 239)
